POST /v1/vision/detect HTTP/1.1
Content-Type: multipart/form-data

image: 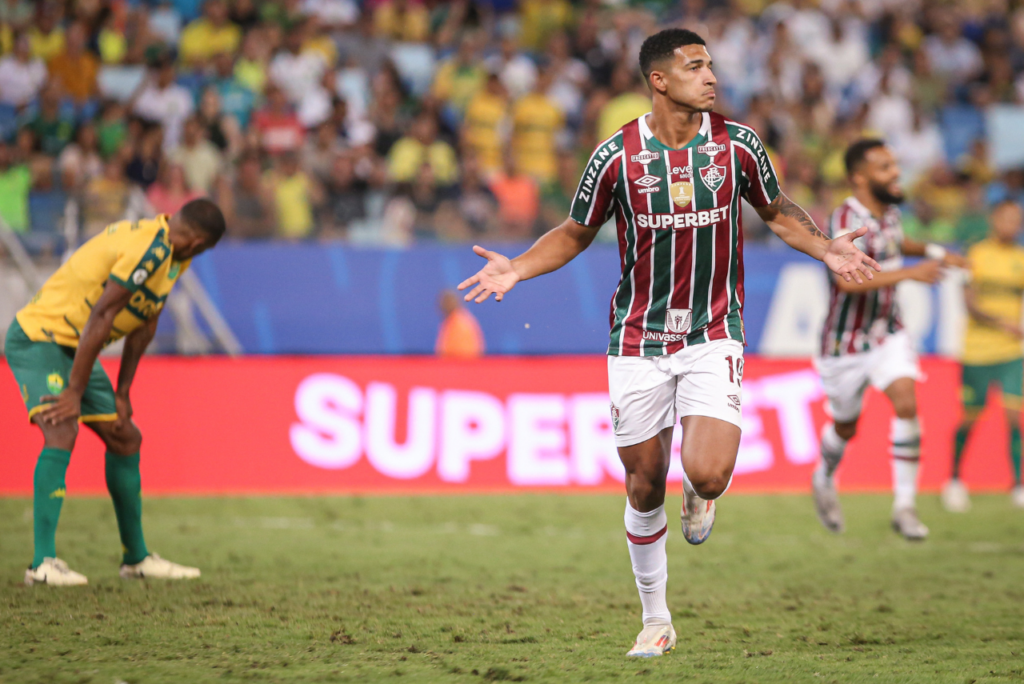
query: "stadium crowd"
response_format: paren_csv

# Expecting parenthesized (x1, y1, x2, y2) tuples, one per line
(0, 0, 1021, 248)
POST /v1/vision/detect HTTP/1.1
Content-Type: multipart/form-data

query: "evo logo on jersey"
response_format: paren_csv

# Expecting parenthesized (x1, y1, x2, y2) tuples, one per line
(636, 206, 730, 230)
(634, 174, 661, 194)
(631, 151, 660, 164)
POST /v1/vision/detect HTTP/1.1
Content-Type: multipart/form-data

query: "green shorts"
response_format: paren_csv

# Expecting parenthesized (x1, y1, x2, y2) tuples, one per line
(4, 318, 117, 423)
(961, 358, 1024, 416)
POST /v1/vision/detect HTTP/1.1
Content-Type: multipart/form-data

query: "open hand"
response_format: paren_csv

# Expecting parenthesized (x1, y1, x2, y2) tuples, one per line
(37, 388, 82, 425)
(825, 226, 882, 283)
(458, 245, 521, 303)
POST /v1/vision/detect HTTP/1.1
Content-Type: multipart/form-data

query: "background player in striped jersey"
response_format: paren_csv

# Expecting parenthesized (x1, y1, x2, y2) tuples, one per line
(460, 29, 879, 657)
(813, 140, 966, 540)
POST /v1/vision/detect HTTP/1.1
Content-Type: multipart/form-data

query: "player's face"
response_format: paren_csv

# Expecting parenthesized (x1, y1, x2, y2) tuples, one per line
(860, 146, 904, 205)
(991, 203, 1023, 243)
(654, 45, 717, 112)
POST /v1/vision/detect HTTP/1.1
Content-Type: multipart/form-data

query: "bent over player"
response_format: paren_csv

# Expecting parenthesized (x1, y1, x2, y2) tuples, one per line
(459, 29, 879, 657)
(5, 199, 226, 586)
(812, 140, 965, 539)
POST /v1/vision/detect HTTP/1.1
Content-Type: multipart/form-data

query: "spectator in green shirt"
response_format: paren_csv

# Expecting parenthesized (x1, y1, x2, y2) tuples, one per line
(23, 82, 75, 157)
(0, 141, 33, 233)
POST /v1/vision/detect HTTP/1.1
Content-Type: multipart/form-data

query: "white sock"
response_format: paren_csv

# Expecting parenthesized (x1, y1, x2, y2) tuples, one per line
(624, 500, 671, 626)
(891, 417, 921, 510)
(820, 423, 848, 479)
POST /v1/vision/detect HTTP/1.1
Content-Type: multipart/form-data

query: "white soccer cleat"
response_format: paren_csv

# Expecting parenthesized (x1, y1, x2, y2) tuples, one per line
(626, 623, 677, 658)
(120, 553, 201, 580)
(941, 479, 971, 513)
(812, 466, 845, 533)
(892, 507, 929, 540)
(24, 557, 88, 586)
(1011, 486, 1024, 509)
(681, 481, 716, 545)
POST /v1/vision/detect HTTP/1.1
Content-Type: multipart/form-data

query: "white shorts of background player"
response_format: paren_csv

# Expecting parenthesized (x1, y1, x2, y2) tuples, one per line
(814, 331, 921, 424)
(608, 338, 744, 448)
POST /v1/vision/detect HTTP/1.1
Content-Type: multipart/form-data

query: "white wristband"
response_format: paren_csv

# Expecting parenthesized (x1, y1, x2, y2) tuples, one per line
(924, 243, 947, 261)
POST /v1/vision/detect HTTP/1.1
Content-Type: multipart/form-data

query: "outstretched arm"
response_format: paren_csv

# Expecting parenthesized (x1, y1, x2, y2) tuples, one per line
(902, 236, 969, 268)
(459, 218, 601, 303)
(755, 193, 881, 283)
(37, 281, 133, 424)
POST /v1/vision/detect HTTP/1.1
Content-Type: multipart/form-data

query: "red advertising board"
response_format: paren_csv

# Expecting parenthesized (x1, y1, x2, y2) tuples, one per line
(0, 356, 1015, 495)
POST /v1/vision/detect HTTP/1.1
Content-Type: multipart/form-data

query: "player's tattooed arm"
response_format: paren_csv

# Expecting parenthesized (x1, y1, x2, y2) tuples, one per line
(756, 192, 881, 283)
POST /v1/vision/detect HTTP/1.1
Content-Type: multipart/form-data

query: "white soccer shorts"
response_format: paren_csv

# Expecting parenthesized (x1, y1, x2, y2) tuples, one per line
(815, 330, 921, 424)
(608, 338, 744, 447)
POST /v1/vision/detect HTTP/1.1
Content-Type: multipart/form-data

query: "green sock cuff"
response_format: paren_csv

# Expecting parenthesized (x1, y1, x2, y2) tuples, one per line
(39, 447, 71, 464)
(105, 451, 140, 464)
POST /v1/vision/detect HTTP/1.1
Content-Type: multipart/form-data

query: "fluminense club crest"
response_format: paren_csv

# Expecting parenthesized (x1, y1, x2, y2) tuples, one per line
(699, 163, 726, 192)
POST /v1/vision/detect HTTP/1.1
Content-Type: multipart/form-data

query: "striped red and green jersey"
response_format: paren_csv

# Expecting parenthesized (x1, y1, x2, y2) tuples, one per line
(569, 111, 780, 357)
(819, 196, 904, 357)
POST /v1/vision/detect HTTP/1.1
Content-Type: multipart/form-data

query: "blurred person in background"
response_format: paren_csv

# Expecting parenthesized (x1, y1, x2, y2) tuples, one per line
(485, 31, 536, 101)
(436, 289, 484, 359)
(81, 150, 145, 236)
(319, 151, 366, 239)
(24, 82, 75, 158)
(595, 64, 651, 143)
(46, 22, 99, 108)
(813, 140, 967, 541)
(269, 23, 327, 105)
(372, 0, 429, 43)
(146, 161, 204, 216)
(462, 71, 509, 178)
(212, 51, 256, 131)
(945, 201, 1024, 512)
(0, 31, 47, 107)
(132, 53, 195, 151)
(125, 126, 164, 191)
(167, 115, 223, 195)
(58, 122, 103, 190)
(489, 153, 538, 241)
(233, 27, 269, 94)
(0, 140, 32, 233)
(197, 87, 243, 158)
(511, 66, 564, 187)
(27, 2, 64, 62)
(252, 83, 305, 156)
(387, 112, 458, 187)
(178, 0, 241, 68)
(431, 32, 486, 125)
(267, 150, 322, 240)
(220, 152, 276, 240)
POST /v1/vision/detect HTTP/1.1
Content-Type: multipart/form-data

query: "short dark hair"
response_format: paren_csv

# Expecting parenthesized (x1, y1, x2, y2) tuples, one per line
(180, 198, 226, 243)
(844, 138, 887, 176)
(639, 29, 706, 84)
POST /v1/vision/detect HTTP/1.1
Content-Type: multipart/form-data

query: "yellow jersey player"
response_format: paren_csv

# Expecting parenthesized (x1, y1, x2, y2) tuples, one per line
(5, 199, 226, 586)
(943, 200, 1024, 512)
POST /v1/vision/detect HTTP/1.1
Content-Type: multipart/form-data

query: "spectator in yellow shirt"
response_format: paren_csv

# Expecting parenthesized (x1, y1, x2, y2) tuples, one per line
(512, 68, 564, 185)
(519, 0, 572, 52)
(28, 7, 65, 62)
(462, 73, 508, 176)
(387, 113, 459, 186)
(373, 0, 430, 43)
(596, 65, 652, 142)
(431, 34, 487, 121)
(179, 0, 242, 67)
(266, 151, 324, 240)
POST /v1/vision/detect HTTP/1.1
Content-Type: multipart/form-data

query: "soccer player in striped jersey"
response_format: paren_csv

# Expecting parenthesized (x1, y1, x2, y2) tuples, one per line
(812, 140, 966, 540)
(459, 29, 879, 657)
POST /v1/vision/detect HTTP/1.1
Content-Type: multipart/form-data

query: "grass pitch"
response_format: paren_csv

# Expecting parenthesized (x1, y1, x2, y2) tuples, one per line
(1, 493, 1022, 684)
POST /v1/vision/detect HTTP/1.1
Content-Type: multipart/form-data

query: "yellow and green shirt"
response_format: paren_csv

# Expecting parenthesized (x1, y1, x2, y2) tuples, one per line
(963, 238, 1024, 365)
(16, 215, 189, 348)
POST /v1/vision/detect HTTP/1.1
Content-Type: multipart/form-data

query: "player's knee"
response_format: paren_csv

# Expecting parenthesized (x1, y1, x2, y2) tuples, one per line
(1005, 409, 1021, 428)
(38, 418, 78, 450)
(834, 421, 858, 441)
(105, 424, 143, 456)
(891, 395, 917, 419)
(627, 472, 667, 509)
(688, 465, 732, 500)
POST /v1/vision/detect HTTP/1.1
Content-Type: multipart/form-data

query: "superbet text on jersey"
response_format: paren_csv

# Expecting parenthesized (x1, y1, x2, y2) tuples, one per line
(569, 112, 780, 357)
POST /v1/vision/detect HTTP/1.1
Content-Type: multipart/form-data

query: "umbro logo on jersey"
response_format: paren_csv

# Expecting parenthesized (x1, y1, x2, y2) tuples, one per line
(635, 174, 662, 194)
(697, 142, 726, 156)
(631, 151, 661, 164)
